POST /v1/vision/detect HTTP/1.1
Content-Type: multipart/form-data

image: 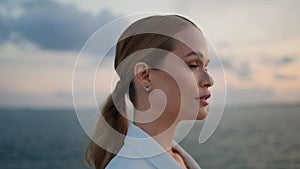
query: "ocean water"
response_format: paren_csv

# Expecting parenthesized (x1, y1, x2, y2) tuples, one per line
(181, 105, 300, 169)
(0, 105, 299, 169)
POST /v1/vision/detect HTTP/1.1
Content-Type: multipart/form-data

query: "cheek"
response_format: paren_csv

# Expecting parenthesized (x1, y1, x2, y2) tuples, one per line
(154, 72, 181, 112)
(172, 70, 200, 120)
(158, 73, 181, 101)
(154, 70, 199, 119)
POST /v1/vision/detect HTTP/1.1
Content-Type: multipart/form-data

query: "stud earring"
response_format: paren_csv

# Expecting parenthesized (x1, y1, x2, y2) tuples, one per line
(144, 84, 151, 92)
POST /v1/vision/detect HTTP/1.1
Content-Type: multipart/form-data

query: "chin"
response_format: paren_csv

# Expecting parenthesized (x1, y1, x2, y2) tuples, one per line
(196, 109, 207, 120)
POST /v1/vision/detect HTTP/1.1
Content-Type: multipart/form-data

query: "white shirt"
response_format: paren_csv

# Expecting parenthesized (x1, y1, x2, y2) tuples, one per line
(106, 122, 201, 169)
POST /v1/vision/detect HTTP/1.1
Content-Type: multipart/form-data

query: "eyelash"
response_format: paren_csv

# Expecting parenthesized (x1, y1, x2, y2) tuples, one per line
(188, 64, 208, 71)
(188, 64, 199, 69)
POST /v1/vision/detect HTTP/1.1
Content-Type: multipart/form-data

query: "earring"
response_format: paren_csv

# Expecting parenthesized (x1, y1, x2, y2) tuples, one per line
(144, 84, 151, 92)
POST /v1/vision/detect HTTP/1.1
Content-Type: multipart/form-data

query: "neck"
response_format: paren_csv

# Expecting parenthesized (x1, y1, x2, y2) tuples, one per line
(133, 114, 178, 151)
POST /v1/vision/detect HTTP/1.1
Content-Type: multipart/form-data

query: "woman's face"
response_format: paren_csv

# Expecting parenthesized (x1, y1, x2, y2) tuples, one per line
(150, 25, 213, 122)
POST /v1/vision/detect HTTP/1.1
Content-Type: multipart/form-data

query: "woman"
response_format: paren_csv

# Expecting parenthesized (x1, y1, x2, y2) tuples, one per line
(85, 14, 214, 169)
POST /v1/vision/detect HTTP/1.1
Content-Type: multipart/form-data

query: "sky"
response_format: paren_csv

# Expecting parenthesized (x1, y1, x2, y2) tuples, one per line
(0, 0, 299, 108)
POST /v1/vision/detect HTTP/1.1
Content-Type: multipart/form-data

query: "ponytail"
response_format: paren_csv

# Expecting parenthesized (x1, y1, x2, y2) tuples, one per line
(85, 94, 128, 169)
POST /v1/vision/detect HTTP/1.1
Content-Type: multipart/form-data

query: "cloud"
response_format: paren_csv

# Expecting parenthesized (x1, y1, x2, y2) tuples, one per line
(51, 90, 72, 100)
(275, 56, 296, 65)
(0, 0, 118, 51)
(0, 90, 73, 108)
(274, 73, 298, 80)
(209, 56, 252, 79)
(220, 58, 233, 69)
(233, 62, 252, 79)
(223, 59, 252, 79)
(226, 85, 276, 106)
(208, 57, 233, 70)
(262, 55, 297, 66)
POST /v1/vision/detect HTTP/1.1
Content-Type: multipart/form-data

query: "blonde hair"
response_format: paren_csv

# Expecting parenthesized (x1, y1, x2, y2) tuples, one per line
(85, 14, 199, 169)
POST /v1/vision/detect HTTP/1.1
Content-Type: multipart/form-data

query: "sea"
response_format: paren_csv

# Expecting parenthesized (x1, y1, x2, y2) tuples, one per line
(0, 105, 299, 169)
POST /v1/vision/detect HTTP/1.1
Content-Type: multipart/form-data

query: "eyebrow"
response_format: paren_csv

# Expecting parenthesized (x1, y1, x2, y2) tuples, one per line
(184, 51, 204, 58)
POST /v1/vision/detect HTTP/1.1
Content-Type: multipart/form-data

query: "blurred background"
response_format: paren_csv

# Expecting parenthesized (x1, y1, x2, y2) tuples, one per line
(0, 0, 299, 169)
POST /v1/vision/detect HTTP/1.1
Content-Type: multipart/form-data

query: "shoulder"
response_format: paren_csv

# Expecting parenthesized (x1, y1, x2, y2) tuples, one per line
(105, 155, 154, 169)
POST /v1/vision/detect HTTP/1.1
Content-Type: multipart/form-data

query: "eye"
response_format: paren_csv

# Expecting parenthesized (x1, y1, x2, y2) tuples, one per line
(188, 64, 200, 70)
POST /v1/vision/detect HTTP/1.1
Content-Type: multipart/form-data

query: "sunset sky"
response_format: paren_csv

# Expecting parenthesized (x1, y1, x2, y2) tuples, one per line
(0, 0, 299, 108)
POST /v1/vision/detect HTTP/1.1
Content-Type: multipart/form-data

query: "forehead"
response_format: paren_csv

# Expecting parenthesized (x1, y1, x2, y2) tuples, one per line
(172, 25, 209, 62)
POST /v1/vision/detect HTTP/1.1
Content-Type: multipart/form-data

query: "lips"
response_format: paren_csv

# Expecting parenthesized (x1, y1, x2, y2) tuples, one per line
(195, 92, 211, 106)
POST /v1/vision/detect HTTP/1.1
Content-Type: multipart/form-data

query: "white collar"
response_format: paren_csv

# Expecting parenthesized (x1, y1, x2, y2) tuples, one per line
(118, 122, 201, 169)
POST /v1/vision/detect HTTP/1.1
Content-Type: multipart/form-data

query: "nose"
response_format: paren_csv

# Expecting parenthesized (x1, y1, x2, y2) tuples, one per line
(200, 71, 214, 88)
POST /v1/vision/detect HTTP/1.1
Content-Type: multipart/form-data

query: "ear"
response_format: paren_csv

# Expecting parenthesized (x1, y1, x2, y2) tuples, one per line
(134, 62, 151, 87)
